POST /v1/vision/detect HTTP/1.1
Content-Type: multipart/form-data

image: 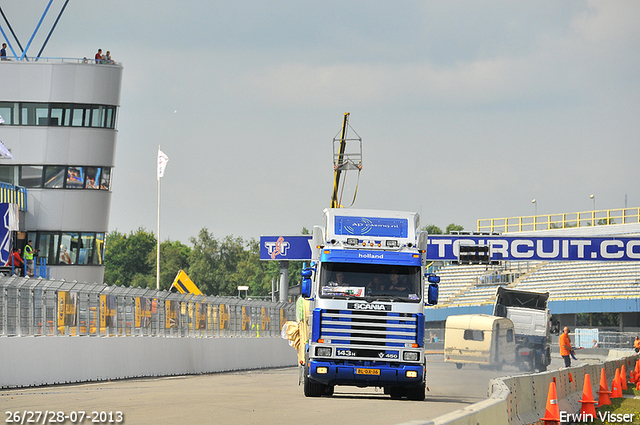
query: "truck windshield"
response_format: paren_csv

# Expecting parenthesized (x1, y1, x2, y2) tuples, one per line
(319, 262, 422, 302)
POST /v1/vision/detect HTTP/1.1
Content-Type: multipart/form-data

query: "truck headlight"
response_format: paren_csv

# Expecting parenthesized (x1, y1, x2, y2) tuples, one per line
(403, 351, 419, 361)
(316, 347, 332, 357)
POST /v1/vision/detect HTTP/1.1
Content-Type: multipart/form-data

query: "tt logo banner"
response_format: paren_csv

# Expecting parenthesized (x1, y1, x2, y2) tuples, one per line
(265, 236, 290, 259)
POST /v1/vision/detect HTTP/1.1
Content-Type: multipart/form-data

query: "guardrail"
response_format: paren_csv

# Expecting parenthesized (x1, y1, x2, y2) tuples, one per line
(400, 350, 639, 425)
(0, 276, 296, 338)
(477, 207, 640, 233)
(0, 56, 122, 66)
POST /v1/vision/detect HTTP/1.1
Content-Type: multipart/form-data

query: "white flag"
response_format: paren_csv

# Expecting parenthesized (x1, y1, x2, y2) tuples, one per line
(0, 139, 14, 159)
(158, 149, 169, 180)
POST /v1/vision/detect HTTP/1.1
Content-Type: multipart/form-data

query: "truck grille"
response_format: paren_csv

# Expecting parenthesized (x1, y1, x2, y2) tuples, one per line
(319, 309, 418, 348)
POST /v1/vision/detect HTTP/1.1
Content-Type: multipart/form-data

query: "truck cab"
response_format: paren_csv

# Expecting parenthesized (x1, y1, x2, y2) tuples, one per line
(493, 286, 553, 372)
(299, 208, 439, 400)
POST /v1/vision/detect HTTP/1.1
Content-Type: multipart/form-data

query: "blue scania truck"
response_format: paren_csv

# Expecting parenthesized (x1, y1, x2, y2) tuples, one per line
(299, 208, 439, 400)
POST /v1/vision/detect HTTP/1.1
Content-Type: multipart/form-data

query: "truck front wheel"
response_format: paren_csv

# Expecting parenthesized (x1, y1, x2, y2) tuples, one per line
(303, 365, 329, 397)
(406, 383, 426, 401)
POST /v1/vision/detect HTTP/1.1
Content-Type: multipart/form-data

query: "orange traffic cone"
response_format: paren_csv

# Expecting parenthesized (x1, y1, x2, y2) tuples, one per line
(540, 381, 560, 425)
(621, 365, 628, 390)
(636, 360, 640, 379)
(597, 368, 612, 407)
(611, 368, 623, 399)
(579, 373, 597, 418)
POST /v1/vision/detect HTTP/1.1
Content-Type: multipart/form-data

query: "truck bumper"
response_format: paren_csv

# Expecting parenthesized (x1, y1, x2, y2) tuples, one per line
(308, 360, 424, 387)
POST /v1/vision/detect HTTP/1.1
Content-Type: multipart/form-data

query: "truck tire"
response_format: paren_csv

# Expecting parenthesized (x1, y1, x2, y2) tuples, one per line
(406, 383, 426, 401)
(389, 386, 404, 399)
(303, 365, 327, 397)
(456, 363, 463, 369)
(323, 384, 334, 396)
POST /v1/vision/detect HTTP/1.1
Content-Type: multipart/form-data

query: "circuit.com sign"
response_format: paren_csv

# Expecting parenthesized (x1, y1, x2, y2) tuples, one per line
(426, 236, 640, 262)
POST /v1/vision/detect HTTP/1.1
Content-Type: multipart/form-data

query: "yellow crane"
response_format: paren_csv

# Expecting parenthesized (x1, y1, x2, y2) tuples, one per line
(330, 113, 362, 208)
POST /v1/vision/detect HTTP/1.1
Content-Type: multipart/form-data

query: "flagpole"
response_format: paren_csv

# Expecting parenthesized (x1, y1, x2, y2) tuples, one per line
(156, 146, 161, 291)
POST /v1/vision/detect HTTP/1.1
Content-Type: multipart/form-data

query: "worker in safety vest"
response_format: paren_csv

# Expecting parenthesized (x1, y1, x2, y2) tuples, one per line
(24, 240, 35, 277)
(559, 326, 573, 367)
(634, 336, 640, 353)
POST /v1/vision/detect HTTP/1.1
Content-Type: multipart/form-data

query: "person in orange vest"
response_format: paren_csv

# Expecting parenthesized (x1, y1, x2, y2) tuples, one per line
(559, 326, 573, 367)
(634, 336, 640, 353)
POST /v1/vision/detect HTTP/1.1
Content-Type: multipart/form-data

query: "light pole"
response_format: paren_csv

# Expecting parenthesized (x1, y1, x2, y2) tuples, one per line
(532, 199, 537, 216)
(590, 194, 596, 226)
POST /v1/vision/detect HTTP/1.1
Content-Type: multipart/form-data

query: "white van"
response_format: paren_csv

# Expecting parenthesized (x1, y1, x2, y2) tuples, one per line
(444, 314, 516, 370)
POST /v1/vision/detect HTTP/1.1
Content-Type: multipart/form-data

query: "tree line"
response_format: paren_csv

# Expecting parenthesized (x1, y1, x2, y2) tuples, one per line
(104, 227, 304, 297)
(104, 223, 462, 297)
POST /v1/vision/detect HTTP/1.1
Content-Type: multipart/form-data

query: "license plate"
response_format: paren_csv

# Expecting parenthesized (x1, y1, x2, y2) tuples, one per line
(356, 368, 380, 375)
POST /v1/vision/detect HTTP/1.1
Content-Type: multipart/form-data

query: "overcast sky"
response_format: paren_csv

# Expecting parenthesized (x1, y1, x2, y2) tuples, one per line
(3, 1, 640, 244)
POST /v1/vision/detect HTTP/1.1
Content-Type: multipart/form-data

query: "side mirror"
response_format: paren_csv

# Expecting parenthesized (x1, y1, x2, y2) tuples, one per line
(301, 268, 313, 298)
(426, 282, 439, 305)
(426, 274, 440, 284)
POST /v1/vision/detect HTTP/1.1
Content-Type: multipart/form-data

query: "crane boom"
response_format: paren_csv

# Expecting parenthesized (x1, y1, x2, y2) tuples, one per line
(330, 113, 350, 208)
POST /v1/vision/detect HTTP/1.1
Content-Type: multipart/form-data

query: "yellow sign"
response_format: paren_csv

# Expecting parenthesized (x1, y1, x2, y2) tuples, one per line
(165, 300, 179, 329)
(195, 303, 206, 330)
(135, 297, 152, 328)
(261, 307, 270, 331)
(100, 294, 116, 333)
(219, 304, 229, 330)
(242, 306, 251, 331)
(280, 309, 287, 332)
(209, 305, 217, 331)
(170, 270, 203, 295)
(58, 291, 67, 330)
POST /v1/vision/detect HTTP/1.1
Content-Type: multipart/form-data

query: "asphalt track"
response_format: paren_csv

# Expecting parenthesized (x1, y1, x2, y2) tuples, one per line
(2, 355, 571, 425)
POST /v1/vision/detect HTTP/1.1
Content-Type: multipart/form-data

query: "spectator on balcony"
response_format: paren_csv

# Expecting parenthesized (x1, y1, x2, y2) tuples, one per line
(1, 43, 7, 60)
(95, 48, 104, 64)
(105, 51, 113, 64)
(5, 248, 24, 275)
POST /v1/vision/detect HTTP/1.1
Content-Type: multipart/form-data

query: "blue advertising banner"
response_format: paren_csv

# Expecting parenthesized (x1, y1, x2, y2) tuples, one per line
(426, 235, 640, 262)
(0, 203, 11, 264)
(334, 215, 408, 238)
(260, 236, 312, 261)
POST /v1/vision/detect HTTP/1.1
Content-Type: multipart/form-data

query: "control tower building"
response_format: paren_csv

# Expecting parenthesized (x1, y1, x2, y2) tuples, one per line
(0, 53, 123, 283)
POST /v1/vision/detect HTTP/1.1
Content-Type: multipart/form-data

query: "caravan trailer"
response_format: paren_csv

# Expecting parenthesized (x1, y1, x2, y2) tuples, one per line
(444, 314, 516, 370)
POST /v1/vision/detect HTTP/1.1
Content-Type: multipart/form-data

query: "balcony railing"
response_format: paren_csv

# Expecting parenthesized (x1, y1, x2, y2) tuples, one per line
(477, 208, 640, 234)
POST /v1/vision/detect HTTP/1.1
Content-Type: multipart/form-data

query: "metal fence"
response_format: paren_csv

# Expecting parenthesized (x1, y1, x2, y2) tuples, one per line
(0, 276, 295, 338)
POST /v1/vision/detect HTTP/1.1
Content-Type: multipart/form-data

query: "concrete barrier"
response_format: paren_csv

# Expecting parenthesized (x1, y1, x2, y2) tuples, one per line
(399, 350, 639, 425)
(0, 336, 297, 388)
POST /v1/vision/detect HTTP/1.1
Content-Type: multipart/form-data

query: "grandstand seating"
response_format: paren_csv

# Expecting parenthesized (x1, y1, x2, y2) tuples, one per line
(512, 261, 640, 301)
(432, 261, 640, 308)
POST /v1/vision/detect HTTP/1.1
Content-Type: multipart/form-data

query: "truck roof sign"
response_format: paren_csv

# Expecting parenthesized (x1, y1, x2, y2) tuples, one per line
(334, 215, 408, 238)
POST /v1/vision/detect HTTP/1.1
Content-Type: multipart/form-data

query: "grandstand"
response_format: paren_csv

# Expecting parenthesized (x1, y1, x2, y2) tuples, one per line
(426, 208, 640, 333)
